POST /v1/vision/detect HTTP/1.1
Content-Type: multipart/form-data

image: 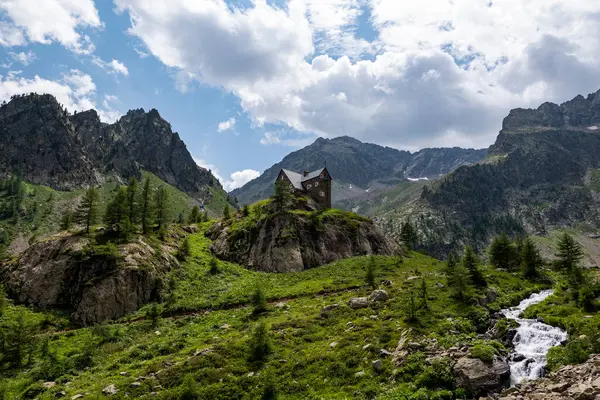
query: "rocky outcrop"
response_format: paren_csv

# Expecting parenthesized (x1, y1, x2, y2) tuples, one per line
(0, 94, 227, 207)
(207, 199, 399, 272)
(1, 234, 178, 326)
(494, 354, 600, 400)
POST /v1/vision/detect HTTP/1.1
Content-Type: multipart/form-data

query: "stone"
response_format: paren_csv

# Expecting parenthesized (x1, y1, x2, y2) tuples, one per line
(354, 371, 366, 378)
(330, 342, 338, 348)
(55, 392, 66, 398)
(369, 290, 389, 302)
(372, 359, 383, 373)
(348, 297, 370, 309)
(362, 344, 372, 351)
(321, 304, 340, 317)
(369, 315, 378, 320)
(566, 383, 596, 400)
(512, 353, 526, 362)
(43, 382, 57, 388)
(119, 371, 128, 376)
(247, 372, 255, 377)
(453, 357, 509, 395)
(102, 384, 118, 396)
(407, 342, 423, 350)
(130, 382, 142, 388)
(274, 302, 287, 309)
(381, 280, 393, 286)
(548, 382, 571, 393)
(380, 349, 393, 357)
(71, 395, 84, 400)
(436, 282, 445, 288)
(392, 329, 411, 366)
(220, 324, 231, 330)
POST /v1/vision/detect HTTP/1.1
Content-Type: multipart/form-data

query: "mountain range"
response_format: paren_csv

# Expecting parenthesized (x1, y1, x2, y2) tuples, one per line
(375, 89, 600, 258)
(0, 93, 227, 210)
(231, 136, 486, 206)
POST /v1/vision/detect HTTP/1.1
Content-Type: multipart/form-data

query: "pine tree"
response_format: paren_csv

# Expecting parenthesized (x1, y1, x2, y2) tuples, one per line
(420, 278, 428, 310)
(450, 263, 472, 302)
(521, 237, 542, 278)
(189, 206, 200, 224)
(104, 187, 130, 235)
(366, 256, 376, 288)
(202, 210, 209, 222)
(223, 204, 231, 220)
(155, 186, 169, 229)
(463, 246, 486, 286)
(400, 219, 418, 250)
(489, 233, 517, 270)
(406, 291, 419, 322)
(242, 204, 250, 217)
(60, 209, 74, 231)
(445, 252, 458, 286)
(73, 187, 100, 233)
(140, 178, 154, 234)
(273, 180, 294, 211)
(126, 177, 139, 227)
(555, 233, 585, 288)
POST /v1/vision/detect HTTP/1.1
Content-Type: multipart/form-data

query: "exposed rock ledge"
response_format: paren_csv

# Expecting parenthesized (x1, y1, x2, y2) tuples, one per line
(207, 199, 399, 272)
(1, 233, 179, 326)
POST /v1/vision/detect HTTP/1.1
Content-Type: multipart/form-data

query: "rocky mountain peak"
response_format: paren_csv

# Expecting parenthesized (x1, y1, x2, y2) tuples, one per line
(500, 89, 600, 134)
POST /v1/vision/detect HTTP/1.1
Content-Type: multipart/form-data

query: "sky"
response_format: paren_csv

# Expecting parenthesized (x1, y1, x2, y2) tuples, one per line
(0, 1, 600, 191)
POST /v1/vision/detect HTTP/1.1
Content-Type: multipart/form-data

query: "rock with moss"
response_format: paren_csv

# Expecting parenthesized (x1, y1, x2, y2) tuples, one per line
(1, 234, 179, 326)
(207, 198, 399, 272)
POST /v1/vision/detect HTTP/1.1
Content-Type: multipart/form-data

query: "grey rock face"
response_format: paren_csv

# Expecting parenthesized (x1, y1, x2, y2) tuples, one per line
(453, 356, 510, 395)
(1, 235, 178, 326)
(368, 289, 389, 302)
(0, 94, 225, 206)
(348, 297, 370, 309)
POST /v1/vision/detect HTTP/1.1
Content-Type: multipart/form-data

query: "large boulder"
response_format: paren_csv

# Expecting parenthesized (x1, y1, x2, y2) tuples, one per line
(1, 234, 178, 326)
(453, 356, 510, 396)
(207, 199, 399, 272)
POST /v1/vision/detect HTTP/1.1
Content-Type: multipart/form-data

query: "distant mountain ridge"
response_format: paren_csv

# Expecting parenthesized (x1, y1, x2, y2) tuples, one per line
(231, 135, 486, 206)
(374, 88, 600, 258)
(0, 93, 226, 207)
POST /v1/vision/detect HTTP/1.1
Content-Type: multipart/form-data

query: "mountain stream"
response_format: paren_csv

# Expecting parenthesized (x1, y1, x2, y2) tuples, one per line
(502, 290, 567, 385)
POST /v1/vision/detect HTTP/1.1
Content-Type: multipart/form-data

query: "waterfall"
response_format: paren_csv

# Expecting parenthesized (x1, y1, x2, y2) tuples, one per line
(502, 290, 568, 385)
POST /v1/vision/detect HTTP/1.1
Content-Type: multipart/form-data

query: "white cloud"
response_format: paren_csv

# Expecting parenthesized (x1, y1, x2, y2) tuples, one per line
(116, 0, 600, 150)
(228, 169, 260, 191)
(8, 50, 36, 65)
(0, 0, 101, 54)
(193, 157, 259, 191)
(92, 57, 130, 76)
(0, 70, 121, 123)
(108, 59, 129, 76)
(217, 117, 235, 132)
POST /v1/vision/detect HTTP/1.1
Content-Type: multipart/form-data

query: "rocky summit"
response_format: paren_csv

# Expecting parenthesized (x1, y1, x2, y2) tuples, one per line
(0, 94, 225, 205)
(207, 197, 398, 272)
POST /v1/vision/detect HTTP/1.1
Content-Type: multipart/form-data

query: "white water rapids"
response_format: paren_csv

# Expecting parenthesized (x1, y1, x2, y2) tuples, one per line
(502, 290, 568, 385)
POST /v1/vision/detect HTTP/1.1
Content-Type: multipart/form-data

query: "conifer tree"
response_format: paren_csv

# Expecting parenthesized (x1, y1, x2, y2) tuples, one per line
(104, 187, 130, 235)
(463, 246, 486, 286)
(189, 206, 200, 224)
(450, 263, 472, 302)
(400, 219, 418, 250)
(555, 233, 585, 288)
(420, 278, 428, 310)
(242, 204, 250, 217)
(126, 177, 139, 227)
(140, 178, 154, 234)
(155, 186, 169, 229)
(74, 187, 100, 233)
(489, 233, 517, 270)
(223, 204, 231, 219)
(445, 252, 458, 286)
(521, 237, 542, 278)
(202, 210, 209, 222)
(366, 256, 376, 288)
(60, 209, 74, 231)
(273, 180, 294, 211)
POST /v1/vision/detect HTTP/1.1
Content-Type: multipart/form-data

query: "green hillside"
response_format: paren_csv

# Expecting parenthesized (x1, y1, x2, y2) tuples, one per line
(0, 218, 563, 399)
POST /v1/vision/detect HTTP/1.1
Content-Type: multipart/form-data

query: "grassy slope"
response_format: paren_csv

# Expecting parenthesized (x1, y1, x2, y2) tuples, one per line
(0, 172, 224, 252)
(0, 221, 552, 400)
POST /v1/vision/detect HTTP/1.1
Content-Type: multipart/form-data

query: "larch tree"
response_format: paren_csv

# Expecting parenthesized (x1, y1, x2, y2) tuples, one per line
(555, 233, 585, 288)
(140, 178, 154, 234)
(74, 187, 100, 234)
(155, 186, 169, 229)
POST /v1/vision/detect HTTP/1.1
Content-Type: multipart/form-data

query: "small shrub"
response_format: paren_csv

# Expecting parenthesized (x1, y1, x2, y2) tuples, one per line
(209, 257, 219, 275)
(366, 257, 376, 288)
(146, 303, 162, 328)
(470, 344, 495, 362)
(180, 374, 199, 400)
(248, 323, 270, 363)
(251, 284, 267, 314)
